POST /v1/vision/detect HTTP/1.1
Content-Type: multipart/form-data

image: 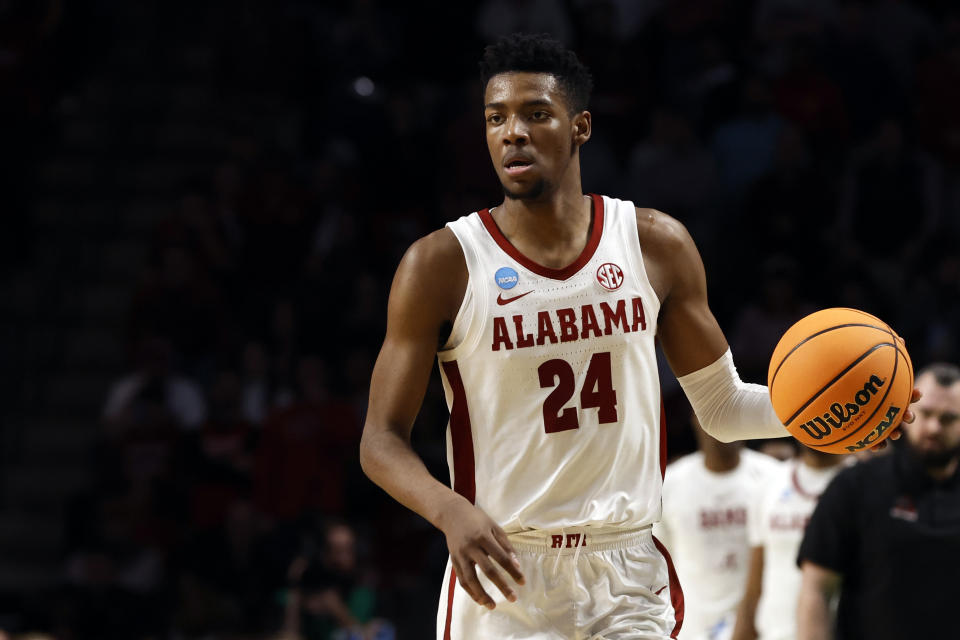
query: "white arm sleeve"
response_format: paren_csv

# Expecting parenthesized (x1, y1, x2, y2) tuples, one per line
(676, 348, 788, 442)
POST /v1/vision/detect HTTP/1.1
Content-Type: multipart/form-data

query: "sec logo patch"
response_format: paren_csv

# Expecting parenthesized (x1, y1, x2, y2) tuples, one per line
(596, 263, 624, 291)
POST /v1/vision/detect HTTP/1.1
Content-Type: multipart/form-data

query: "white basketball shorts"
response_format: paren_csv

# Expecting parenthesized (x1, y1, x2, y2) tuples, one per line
(436, 525, 684, 639)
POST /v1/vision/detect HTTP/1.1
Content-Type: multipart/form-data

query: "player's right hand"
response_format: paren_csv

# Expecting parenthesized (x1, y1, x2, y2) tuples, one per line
(438, 497, 526, 609)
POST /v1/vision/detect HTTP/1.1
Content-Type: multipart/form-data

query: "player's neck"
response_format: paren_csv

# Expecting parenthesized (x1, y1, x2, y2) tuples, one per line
(702, 449, 740, 473)
(492, 184, 592, 267)
(497, 179, 588, 227)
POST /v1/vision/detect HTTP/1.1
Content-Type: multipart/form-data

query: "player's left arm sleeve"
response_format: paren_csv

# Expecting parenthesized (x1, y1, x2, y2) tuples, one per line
(676, 349, 787, 442)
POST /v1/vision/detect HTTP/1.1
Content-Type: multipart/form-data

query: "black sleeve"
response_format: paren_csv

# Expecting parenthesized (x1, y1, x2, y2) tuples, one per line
(797, 465, 860, 574)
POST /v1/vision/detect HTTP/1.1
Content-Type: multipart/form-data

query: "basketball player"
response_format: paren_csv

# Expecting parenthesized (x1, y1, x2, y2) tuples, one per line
(654, 415, 781, 640)
(730, 445, 846, 640)
(359, 34, 914, 639)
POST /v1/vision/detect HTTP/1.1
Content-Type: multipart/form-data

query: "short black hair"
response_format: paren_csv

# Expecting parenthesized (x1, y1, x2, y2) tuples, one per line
(479, 33, 593, 113)
(919, 362, 960, 387)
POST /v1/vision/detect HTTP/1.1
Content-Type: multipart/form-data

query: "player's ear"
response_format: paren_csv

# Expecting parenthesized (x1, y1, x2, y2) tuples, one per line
(573, 110, 591, 147)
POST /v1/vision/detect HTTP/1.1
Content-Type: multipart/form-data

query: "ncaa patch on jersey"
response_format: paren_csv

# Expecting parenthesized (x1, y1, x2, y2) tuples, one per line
(495, 266, 519, 290)
(596, 263, 624, 291)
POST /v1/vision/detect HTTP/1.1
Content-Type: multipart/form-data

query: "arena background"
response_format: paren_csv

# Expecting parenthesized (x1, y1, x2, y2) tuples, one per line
(1, 0, 959, 637)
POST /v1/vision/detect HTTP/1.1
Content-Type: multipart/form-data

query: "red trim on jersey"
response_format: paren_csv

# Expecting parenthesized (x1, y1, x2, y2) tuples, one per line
(653, 535, 685, 639)
(478, 193, 605, 281)
(443, 567, 457, 640)
(659, 394, 667, 480)
(441, 361, 476, 504)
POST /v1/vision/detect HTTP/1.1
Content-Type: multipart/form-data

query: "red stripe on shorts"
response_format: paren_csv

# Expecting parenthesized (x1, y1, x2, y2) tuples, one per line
(441, 361, 476, 503)
(653, 535, 684, 639)
(443, 567, 457, 640)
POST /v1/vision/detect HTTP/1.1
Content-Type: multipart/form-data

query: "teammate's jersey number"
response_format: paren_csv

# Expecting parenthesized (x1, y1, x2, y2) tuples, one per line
(537, 352, 618, 433)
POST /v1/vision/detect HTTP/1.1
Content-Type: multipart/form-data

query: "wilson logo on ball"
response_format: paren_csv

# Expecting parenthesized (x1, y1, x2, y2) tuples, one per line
(597, 263, 623, 291)
(797, 375, 886, 440)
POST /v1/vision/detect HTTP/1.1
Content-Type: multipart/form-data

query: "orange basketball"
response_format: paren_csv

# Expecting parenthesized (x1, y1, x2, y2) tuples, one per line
(768, 308, 913, 454)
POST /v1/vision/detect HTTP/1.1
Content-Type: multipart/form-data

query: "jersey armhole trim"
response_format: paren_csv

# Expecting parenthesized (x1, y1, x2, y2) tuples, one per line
(619, 199, 662, 321)
(439, 217, 485, 360)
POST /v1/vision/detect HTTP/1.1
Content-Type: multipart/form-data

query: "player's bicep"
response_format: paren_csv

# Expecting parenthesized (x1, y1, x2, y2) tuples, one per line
(653, 219, 728, 377)
(365, 233, 464, 440)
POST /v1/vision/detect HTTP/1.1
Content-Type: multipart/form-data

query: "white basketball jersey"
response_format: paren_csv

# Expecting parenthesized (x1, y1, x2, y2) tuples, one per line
(654, 449, 781, 640)
(437, 195, 663, 532)
(748, 459, 843, 640)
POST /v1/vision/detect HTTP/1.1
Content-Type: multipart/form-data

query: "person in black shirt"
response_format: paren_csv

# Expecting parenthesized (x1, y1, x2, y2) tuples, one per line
(796, 362, 960, 639)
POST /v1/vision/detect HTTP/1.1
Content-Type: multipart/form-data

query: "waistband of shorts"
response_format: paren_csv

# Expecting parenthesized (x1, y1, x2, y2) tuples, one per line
(506, 524, 652, 554)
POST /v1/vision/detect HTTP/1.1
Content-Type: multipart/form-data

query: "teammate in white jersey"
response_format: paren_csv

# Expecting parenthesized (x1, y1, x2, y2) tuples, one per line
(730, 447, 845, 640)
(359, 34, 914, 639)
(654, 417, 781, 640)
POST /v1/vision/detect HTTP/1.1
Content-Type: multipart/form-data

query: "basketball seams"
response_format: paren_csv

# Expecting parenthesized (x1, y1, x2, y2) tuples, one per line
(769, 323, 892, 393)
(782, 342, 896, 427)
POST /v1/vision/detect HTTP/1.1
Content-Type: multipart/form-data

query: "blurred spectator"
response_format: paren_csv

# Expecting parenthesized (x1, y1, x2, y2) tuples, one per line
(128, 245, 225, 372)
(736, 126, 834, 270)
(172, 498, 276, 635)
(240, 340, 285, 426)
(185, 368, 256, 530)
(835, 118, 934, 268)
(254, 357, 360, 520)
(476, 0, 572, 45)
(624, 106, 719, 237)
(869, 0, 936, 92)
(102, 335, 207, 435)
(826, 0, 903, 140)
(61, 494, 167, 639)
(915, 11, 960, 232)
(754, 0, 836, 51)
(771, 40, 848, 155)
(730, 256, 815, 383)
(711, 76, 785, 201)
(282, 520, 394, 640)
(151, 178, 237, 281)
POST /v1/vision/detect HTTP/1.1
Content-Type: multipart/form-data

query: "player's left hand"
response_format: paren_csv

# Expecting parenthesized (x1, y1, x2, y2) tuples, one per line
(870, 388, 922, 451)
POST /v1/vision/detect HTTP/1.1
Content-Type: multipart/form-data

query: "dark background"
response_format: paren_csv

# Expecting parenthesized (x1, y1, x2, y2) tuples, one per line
(1, 0, 959, 638)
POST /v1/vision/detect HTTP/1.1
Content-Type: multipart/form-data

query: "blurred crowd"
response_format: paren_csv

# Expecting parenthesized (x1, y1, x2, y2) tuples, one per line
(5, 0, 960, 638)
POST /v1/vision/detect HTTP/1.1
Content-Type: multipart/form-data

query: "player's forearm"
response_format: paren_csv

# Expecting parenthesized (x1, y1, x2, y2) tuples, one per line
(796, 585, 834, 640)
(359, 426, 467, 530)
(677, 349, 786, 442)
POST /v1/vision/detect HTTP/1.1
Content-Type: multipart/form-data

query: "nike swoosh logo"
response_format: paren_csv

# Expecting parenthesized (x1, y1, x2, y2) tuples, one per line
(655, 585, 668, 596)
(496, 290, 533, 305)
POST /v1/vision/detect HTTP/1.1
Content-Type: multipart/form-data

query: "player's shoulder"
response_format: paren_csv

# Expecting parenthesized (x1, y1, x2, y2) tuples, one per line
(633, 206, 695, 255)
(400, 227, 465, 274)
(392, 227, 468, 321)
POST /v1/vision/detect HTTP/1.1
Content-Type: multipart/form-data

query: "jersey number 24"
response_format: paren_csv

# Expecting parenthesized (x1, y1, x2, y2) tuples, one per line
(538, 352, 618, 433)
